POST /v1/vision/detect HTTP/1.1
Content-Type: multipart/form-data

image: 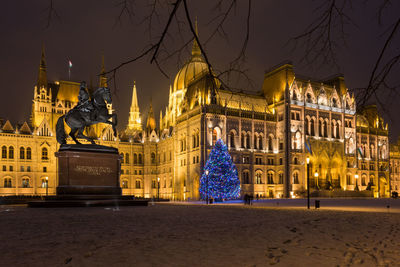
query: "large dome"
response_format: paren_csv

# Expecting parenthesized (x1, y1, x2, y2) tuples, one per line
(173, 56, 208, 92)
(172, 32, 208, 92)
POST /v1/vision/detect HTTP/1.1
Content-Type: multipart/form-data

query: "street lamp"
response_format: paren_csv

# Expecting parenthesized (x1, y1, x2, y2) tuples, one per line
(157, 177, 160, 201)
(45, 177, 48, 197)
(355, 174, 359, 191)
(306, 157, 310, 209)
(205, 170, 209, 204)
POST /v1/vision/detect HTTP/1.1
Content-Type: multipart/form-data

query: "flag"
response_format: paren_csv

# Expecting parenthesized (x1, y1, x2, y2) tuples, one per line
(68, 60, 73, 68)
(305, 138, 312, 155)
(357, 147, 364, 158)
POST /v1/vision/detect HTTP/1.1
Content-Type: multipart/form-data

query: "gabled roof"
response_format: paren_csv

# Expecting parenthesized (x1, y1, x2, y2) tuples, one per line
(2, 120, 14, 133)
(19, 121, 32, 134)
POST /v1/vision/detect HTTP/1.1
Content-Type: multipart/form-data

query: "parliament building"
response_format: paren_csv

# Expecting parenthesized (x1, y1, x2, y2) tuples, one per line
(0, 36, 398, 199)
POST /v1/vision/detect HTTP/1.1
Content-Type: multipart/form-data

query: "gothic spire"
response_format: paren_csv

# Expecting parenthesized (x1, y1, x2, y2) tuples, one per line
(127, 81, 142, 131)
(37, 43, 48, 89)
(131, 81, 139, 110)
(99, 54, 108, 88)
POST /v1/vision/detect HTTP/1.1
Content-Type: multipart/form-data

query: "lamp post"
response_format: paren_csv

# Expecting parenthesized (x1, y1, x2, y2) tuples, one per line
(306, 157, 310, 209)
(45, 177, 48, 196)
(314, 171, 319, 190)
(355, 174, 359, 191)
(205, 170, 209, 204)
(157, 177, 160, 201)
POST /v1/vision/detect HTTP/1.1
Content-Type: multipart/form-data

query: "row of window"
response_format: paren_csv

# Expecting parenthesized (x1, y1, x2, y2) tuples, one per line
(120, 153, 143, 164)
(121, 169, 143, 175)
(3, 178, 48, 188)
(242, 172, 298, 184)
(2, 165, 47, 172)
(305, 117, 341, 138)
(229, 132, 274, 150)
(1, 146, 48, 160)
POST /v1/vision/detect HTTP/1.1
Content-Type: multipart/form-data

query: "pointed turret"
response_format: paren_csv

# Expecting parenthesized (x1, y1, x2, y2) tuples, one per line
(37, 43, 48, 90)
(191, 17, 201, 58)
(99, 54, 108, 88)
(127, 81, 142, 132)
(159, 110, 163, 130)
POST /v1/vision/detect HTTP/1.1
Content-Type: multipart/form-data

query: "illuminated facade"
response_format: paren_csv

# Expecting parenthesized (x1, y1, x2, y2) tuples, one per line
(0, 39, 394, 199)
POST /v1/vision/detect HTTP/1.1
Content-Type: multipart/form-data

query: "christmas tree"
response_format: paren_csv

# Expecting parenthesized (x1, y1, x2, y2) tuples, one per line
(200, 139, 240, 200)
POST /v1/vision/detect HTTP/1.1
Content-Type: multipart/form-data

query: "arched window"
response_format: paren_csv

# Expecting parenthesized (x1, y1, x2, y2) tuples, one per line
(120, 153, 124, 164)
(361, 175, 366, 186)
(293, 172, 299, 184)
(267, 172, 274, 184)
(4, 178, 11, 188)
(331, 121, 335, 138)
(336, 122, 340, 139)
(196, 132, 200, 147)
(278, 173, 283, 184)
(319, 119, 323, 137)
(192, 133, 196, 148)
(268, 136, 273, 151)
(26, 147, 32, 160)
(212, 128, 218, 146)
(151, 153, 156, 164)
(346, 174, 352, 185)
(258, 135, 263, 150)
(8, 146, 14, 159)
(310, 119, 315, 136)
(41, 178, 48, 188)
(41, 147, 48, 160)
(241, 133, 246, 148)
(22, 178, 30, 188)
(230, 131, 235, 148)
(255, 172, 262, 184)
(305, 117, 310, 135)
(324, 120, 328, 137)
(254, 135, 258, 149)
(246, 132, 251, 149)
(134, 153, 138, 164)
(135, 180, 141, 189)
(20, 147, 25, 159)
(2, 146, 7, 159)
(125, 153, 130, 164)
(138, 154, 143, 164)
(122, 180, 129, 189)
(242, 171, 250, 184)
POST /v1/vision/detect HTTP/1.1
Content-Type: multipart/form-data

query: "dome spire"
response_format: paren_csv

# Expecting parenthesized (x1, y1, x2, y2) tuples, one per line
(146, 99, 156, 134)
(191, 17, 201, 57)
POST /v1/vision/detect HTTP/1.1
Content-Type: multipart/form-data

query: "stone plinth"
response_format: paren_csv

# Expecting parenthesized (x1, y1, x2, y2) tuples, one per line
(56, 144, 121, 196)
(28, 144, 148, 207)
(56, 145, 122, 196)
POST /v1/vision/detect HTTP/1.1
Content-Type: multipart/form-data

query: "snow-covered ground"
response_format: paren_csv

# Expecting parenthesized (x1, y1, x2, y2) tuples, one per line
(1, 200, 400, 266)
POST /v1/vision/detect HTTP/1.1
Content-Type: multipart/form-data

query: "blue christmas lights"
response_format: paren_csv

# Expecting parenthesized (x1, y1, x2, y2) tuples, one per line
(200, 139, 240, 200)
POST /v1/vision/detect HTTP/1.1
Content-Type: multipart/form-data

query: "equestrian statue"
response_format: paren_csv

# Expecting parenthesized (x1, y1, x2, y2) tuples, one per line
(56, 81, 117, 145)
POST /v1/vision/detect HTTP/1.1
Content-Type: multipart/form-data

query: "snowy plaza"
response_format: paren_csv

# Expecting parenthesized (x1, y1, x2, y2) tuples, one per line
(1, 199, 400, 266)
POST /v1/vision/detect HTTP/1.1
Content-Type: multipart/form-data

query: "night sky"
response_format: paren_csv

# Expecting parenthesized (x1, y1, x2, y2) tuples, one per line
(1, 1, 399, 141)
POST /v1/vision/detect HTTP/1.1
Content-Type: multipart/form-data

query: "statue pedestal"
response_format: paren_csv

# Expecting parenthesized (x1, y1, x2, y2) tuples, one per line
(56, 144, 121, 196)
(28, 144, 148, 207)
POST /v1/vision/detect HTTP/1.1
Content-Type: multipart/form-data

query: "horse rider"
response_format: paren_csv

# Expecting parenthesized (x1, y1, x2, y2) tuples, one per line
(74, 81, 95, 122)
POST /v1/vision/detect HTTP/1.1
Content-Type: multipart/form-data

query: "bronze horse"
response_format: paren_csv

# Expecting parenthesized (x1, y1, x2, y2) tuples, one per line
(56, 86, 117, 145)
